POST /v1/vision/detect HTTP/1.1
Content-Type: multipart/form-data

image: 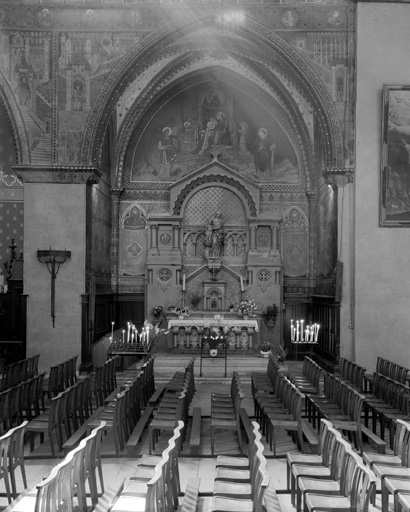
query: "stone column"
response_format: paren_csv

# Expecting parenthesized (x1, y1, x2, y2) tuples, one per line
(110, 187, 123, 289)
(250, 225, 257, 251)
(13, 165, 101, 372)
(306, 192, 317, 295)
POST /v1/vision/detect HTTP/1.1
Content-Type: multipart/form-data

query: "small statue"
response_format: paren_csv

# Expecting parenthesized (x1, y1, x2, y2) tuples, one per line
(204, 211, 224, 258)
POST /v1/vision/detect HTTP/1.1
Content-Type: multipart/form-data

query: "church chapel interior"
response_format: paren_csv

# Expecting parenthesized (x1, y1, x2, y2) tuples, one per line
(0, 0, 410, 510)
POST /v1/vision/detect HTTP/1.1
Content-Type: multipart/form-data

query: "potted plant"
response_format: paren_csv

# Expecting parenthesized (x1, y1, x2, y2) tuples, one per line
(259, 343, 271, 358)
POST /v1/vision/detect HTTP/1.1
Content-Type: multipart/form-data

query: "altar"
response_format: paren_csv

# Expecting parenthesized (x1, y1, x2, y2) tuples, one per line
(167, 316, 259, 350)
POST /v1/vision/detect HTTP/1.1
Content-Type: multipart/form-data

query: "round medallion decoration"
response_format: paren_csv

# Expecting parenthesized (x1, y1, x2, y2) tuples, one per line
(157, 268, 172, 282)
(282, 10, 298, 27)
(327, 10, 344, 26)
(257, 269, 271, 283)
(160, 233, 171, 245)
(37, 8, 54, 27)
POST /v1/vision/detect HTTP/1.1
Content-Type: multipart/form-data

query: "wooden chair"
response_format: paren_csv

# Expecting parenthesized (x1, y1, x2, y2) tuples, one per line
(8, 421, 28, 499)
(136, 420, 184, 509)
(304, 460, 377, 512)
(0, 427, 15, 503)
(211, 376, 244, 455)
(267, 385, 304, 456)
(83, 421, 106, 507)
(363, 418, 410, 469)
(287, 419, 335, 494)
(25, 392, 61, 456)
(111, 449, 169, 512)
(149, 390, 187, 454)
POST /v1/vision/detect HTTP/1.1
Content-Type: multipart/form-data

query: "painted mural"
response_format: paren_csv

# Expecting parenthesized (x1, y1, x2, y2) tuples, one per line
(316, 183, 337, 278)
(130, 85, 300, 184)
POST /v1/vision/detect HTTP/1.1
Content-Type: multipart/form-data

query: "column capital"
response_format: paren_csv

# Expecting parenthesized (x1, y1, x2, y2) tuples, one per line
(322, 167, 355, 188)
(12, 165, 101, 184)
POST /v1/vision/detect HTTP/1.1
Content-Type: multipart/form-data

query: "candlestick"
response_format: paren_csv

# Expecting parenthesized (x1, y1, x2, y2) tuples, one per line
(182, 274, 186, 292)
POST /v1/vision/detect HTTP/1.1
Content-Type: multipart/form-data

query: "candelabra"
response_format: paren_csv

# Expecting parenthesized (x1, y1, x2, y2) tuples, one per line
(290, 319, 320, 360)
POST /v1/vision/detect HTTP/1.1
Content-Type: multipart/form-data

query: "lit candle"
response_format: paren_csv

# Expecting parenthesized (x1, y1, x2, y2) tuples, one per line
(135, 328, 138, 344)
(109, 336, 112, 345)
(296, 321, 300, 342)
(127, 322, 131, 342)
(240, 277, 244, 292)
(111, 321, 114, 339)
(300, 320, 304, 342)
(122, 329, 125, 343)
(182, 274, 186, 292)
(315, 324, 320, 342)
(291, 320, 294, 341)
(131, 328, 134, 343)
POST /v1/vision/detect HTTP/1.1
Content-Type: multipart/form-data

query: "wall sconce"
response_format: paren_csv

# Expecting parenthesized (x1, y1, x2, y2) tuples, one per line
(37, 248, 71, 328)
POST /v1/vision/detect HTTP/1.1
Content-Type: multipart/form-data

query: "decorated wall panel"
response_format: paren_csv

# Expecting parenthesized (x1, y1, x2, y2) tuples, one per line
(316, 182, 337, 279)
(120, 204, 147, 277)
(0, 101, 22, 267)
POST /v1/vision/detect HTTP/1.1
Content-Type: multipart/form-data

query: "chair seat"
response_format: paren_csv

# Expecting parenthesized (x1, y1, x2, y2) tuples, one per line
(212, 495, 253, 512)
(215, 468, 250, 482)
(213, 480, 252, 498)
(216, 456, 249, 469)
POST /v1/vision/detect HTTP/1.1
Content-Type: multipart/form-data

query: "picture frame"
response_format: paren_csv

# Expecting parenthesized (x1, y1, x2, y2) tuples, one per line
(380, 85, 410, 227)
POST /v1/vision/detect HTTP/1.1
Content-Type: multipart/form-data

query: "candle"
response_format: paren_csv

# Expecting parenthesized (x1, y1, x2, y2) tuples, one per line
(131, 329, 134, 343)
(182, 274, 186, 292)
(296, 320, 300, 342)
(109, 336, 112, 345)
(122, 329, 125, 343)
(300, 320, 304, 342)
(290, 320, 294, 341)
(111, 321, 114, 339)
(240, 277, 244, 292)
(135, 329, 138, 344)
(127, 322, 130, 342)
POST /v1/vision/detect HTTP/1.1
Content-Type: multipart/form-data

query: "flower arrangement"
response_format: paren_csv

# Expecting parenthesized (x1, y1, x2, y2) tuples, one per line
(175, 306, 190, 316)
(259, 343, 271, 353)
(201, 315, 234, 349)
(235, 299, 257, 317)
(152, 305, 163, 318)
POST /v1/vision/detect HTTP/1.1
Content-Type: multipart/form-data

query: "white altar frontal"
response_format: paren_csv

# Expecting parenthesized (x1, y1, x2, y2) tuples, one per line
(168, 316, 259, 350)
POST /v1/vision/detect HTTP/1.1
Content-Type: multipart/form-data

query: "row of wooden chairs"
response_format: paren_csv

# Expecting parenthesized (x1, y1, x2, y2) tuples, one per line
(289, 356, 323, 398)
(363, 372, 410, 447)
(364, 356, 409, 394)
(1, 355, 40, 391)
(0, 373, 46, 435)
(256, 370, 304, 455)
(88, 372, 145, 456)
(93, 357, 118, 408)
(362, 419, 410, 512)
(211, 371, 245, 455)
(210, 421, 271, 512)
(335, 356, 367, 392)
(4, 421, 106, 512)
(45, 355, 78, 398)
(307, 372, 366, 452)
(251, 352, 277, 398)
(108, 421, 185, 512)
(140, 356, 157, 409)
(148, 367, 195, 454)
(26, 375, 93, 457)
(288, 418, 377, 512)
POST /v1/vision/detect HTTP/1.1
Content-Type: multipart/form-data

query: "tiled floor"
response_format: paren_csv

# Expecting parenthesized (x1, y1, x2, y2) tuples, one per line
(0, 356, 389, 511)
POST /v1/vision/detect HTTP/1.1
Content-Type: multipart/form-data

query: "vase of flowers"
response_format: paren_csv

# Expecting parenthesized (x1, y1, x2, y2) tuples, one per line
(235, 299, 257, 319)
(175, 307, 190, 320)
(152, 305, 163, 318)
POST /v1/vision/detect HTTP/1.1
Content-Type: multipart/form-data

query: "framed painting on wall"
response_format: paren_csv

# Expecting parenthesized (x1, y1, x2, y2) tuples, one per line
(380, 84, 410, 227)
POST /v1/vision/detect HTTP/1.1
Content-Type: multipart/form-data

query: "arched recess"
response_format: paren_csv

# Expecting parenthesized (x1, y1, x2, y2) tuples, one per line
(0, 72, 30, 164)
(80, 7, 344, 181)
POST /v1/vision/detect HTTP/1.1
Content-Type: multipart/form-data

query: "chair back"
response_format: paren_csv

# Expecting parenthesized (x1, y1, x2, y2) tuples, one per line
(349, 462, 377, 512)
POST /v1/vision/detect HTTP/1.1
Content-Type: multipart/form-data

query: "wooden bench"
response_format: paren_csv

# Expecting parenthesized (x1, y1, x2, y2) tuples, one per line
(62, 406, 105, 455)
(189, 407, 201, 455)
(148, 383, 166, 406)
(125, 406, 154, 456)
(239, 407, 254, 442)
(361, 425, 387, 454)
(181, 478, 201, 512)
